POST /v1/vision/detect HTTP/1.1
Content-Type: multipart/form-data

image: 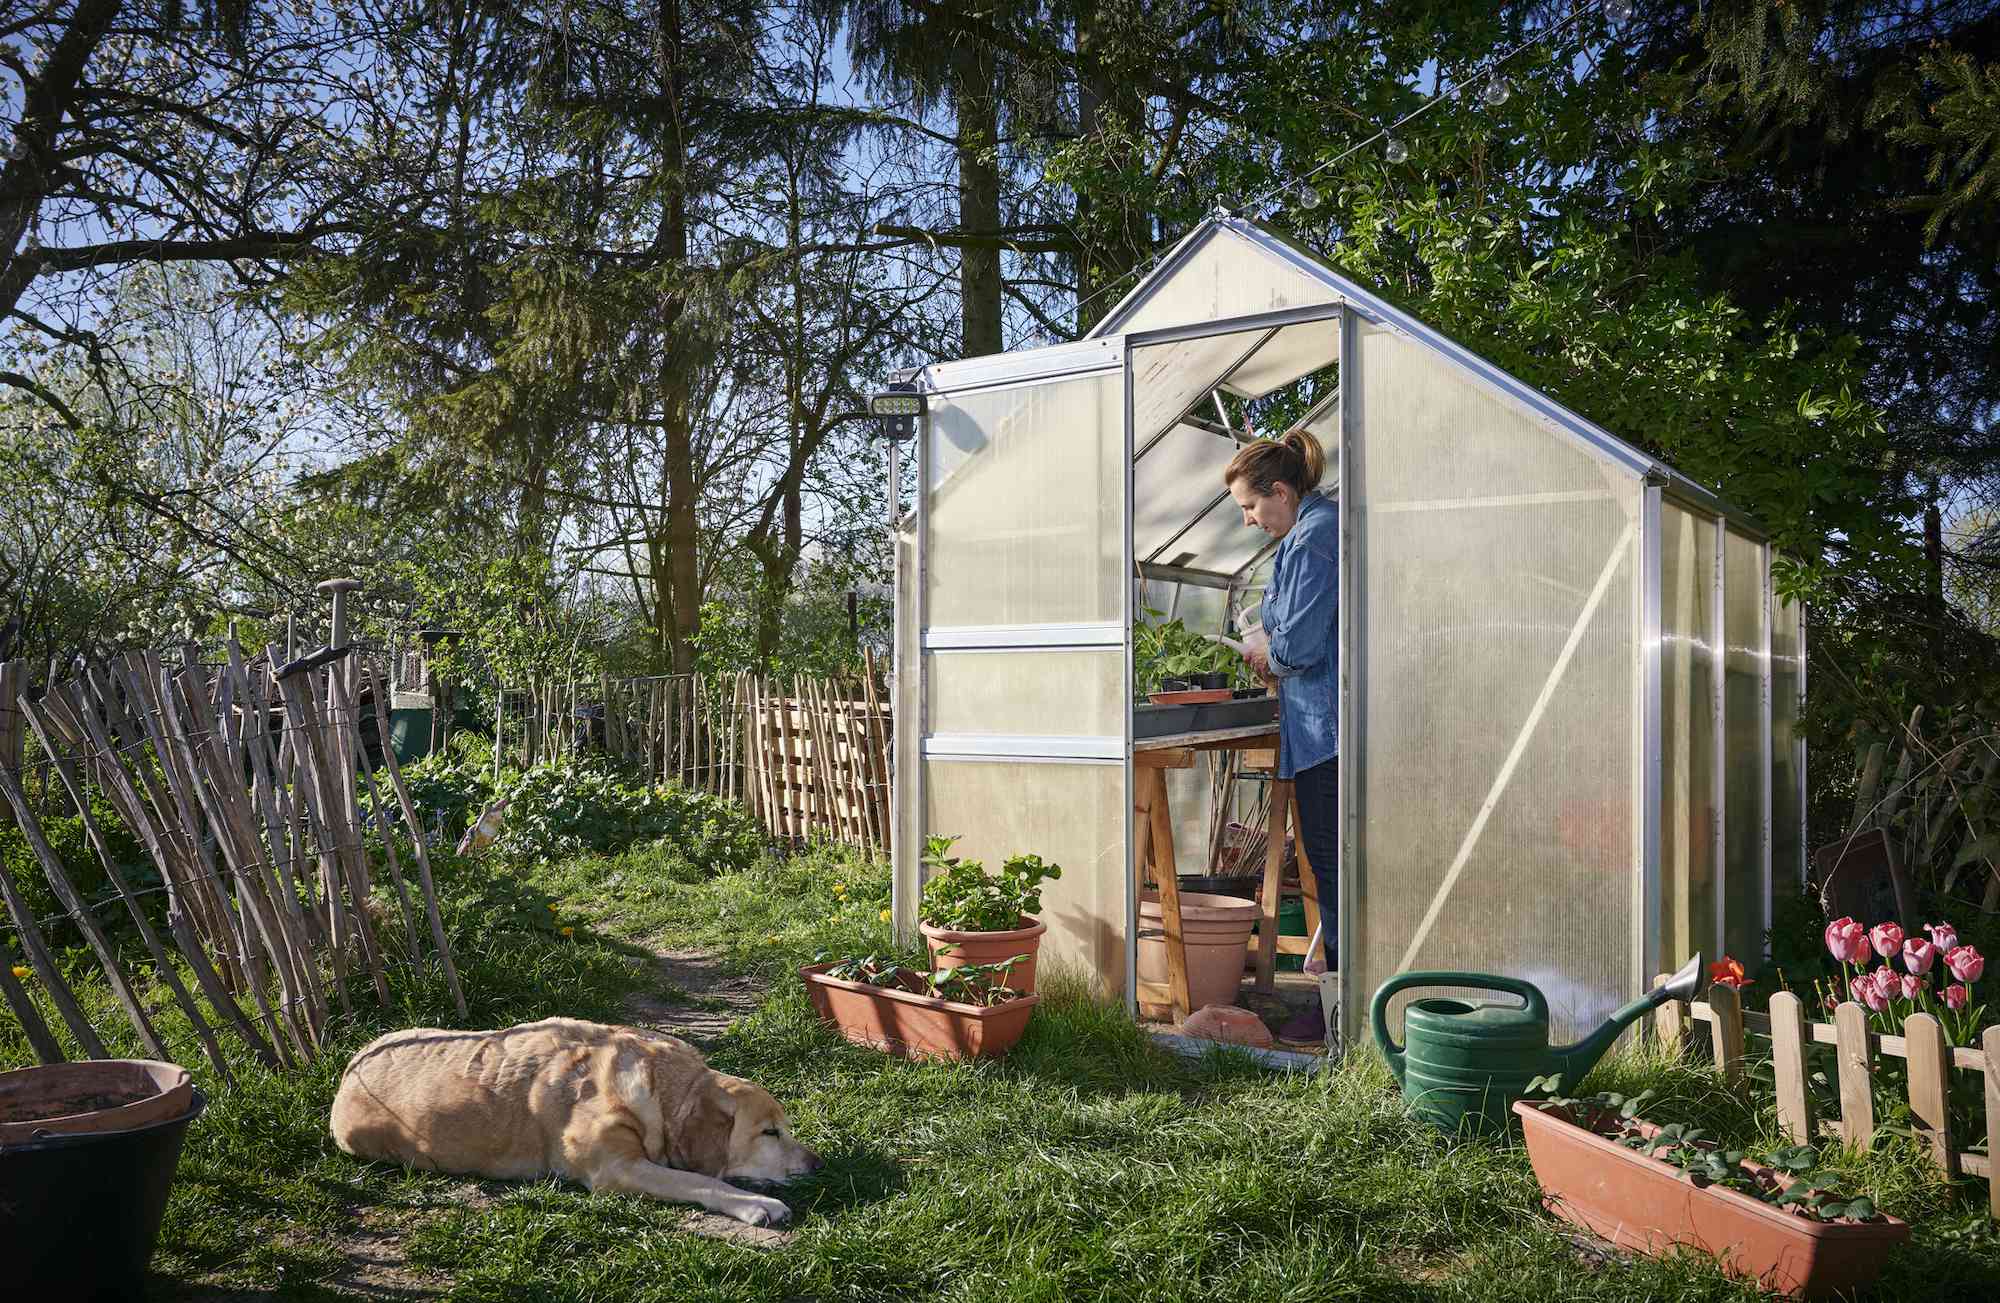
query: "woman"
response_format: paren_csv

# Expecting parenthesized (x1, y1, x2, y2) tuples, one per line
(1225, 429, 1337, 1045)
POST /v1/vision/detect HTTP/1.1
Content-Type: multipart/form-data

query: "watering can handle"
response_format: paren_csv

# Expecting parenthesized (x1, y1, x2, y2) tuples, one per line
(1369, 972, 1553, 1076)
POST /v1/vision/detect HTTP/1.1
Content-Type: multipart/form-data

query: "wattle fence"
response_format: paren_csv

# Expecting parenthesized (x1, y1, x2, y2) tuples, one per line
(589, 654, 891, 855)
(1655, 979, 2000, 1219)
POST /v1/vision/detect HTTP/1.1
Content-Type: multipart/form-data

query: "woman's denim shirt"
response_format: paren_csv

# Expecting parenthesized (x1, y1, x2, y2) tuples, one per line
(1262, 492, 1338, 779)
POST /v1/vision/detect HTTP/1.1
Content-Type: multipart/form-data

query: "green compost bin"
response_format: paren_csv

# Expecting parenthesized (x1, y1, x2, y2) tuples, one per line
(388, 707, 435, 765)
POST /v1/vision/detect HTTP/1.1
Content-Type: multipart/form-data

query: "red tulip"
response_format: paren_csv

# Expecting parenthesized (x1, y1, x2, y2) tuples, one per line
(1824, 916, 1869, 964)
(1708, 956, 1750, 990)
(1902, 937, 1936, 976)
(1946, 944, 1986, 984)
(1868, 922, 1904, 959)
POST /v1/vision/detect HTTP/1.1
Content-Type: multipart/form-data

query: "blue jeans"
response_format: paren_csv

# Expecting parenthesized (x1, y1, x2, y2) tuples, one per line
(1294, 757, 1339, 969)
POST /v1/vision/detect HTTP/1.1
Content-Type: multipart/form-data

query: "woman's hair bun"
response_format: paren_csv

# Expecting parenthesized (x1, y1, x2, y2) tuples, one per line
(1226, 428, 1324, 496)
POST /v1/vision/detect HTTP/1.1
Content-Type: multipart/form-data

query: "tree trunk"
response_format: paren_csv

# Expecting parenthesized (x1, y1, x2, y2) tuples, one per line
(1073, 3, 1147, 333)
(655, 0, 701, 674)
(955, 39, 1003, 357)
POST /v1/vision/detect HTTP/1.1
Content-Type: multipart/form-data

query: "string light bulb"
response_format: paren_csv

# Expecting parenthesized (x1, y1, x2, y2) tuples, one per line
(1383, 137, 1409, 164)
(1605, 0, 1634, 24)
(1295, 185, 1321, 210)
(1482, 74, 1511, 108)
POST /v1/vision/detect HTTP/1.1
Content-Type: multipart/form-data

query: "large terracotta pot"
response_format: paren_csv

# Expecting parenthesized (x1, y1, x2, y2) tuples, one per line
(920, 915, 1045, 992)
(1514, 1101, 1910, 1298)
(0, 1060, 205, 1302)
(1138, 891, 1259, 1012)
(801, 962, 1039, 1061)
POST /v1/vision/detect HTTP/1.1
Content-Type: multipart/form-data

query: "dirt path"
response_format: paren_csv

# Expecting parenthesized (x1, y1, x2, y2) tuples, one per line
(620, 946, 770, 1048)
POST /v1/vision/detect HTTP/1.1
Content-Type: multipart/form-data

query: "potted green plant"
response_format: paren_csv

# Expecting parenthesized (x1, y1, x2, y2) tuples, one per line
(1515, 1086, 1909, 1298)
(1134, 611, 1254, 700)
(800, 953, 1039, 1060)
(917, 835, 1060, 992)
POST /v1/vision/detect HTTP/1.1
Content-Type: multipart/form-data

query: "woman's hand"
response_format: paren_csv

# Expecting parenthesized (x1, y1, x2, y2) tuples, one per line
(1242, 627, 1272, 677)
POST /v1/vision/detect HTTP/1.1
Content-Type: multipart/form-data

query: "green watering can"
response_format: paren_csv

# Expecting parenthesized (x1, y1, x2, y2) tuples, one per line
(1371, 953, 1707, 1137)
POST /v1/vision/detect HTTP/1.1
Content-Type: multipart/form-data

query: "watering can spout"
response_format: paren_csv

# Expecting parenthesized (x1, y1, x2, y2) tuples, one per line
(1551, 952, 1706, 1092)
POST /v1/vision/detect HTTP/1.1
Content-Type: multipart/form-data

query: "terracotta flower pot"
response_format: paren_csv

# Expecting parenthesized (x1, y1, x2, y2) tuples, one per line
(1137, 891, 1259, 1012)
(801, 962, 1039, 1061)
(1514, 1101, 1910, 1298)
(920, 915, 1045, 992)
(0, 1060, 206, 1302)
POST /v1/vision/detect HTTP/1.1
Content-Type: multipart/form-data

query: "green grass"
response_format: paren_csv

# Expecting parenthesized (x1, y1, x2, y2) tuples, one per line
(8, 837, 2000, 1300)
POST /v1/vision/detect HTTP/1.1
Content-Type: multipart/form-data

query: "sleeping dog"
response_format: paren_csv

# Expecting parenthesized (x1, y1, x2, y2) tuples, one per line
(331, 1017, 820, 1226)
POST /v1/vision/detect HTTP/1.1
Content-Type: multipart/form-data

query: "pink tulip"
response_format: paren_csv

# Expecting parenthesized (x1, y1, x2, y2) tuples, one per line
(1946, 944, 1986, 984)
(1824, 917, 1870, 964)
(1903, 938, 1936, 976)
(1926, 922, 1959, 952)
(1869, 922, 1905, 959)
(1900, 972, 1924, 1001)
(1945, 984, 1970, 1011)
(1851, 972, 1888, 1012)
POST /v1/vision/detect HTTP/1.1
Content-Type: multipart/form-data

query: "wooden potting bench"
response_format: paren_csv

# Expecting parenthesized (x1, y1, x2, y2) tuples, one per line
(1132, 725, 1323, 1021)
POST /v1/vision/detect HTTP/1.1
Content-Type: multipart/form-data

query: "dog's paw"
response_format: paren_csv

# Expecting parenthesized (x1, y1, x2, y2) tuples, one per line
(726, 1193, 793, 1227)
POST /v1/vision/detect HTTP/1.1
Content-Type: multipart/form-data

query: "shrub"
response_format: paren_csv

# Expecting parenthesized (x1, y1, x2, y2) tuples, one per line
(496, 758, 761, 875)
(389, 746, 500, 844)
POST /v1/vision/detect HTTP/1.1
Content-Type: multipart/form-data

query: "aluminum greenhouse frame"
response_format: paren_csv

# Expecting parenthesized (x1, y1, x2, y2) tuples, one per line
(889, 212, 1806, 1040)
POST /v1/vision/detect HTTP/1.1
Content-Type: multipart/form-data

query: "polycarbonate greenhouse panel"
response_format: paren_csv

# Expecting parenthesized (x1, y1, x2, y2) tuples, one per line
(1346, 319, 1642, 1042)
(1134, 419, 1240, 563)
(924, 373, 1124, 627)
(1659, 503, 1720, 969)
(1099, 223, 1340, 337)
(1132, 327, 1277, 450)
(1771, 596, 1805, 887)
(922, 759, 1128, 995)
(1723, 529, 1769, 963)
(1222, 318, 1337, 399)
(925, 650, 1124, 738)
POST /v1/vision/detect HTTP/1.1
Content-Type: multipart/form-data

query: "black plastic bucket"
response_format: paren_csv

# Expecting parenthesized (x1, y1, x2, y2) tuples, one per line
(0, 1086, 205, 1301)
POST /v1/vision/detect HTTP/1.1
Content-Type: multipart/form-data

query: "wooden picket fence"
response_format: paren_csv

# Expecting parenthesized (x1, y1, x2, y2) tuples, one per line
(599, 655, 891, 854)
(1655, 979, 2000, 1218)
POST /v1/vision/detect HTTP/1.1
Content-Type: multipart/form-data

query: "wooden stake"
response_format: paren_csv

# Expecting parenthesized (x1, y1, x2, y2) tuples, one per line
(18, 699, 233, 1081)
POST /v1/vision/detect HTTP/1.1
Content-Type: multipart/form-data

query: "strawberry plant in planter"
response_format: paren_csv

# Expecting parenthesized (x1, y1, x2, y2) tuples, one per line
(1515, 1085, 1909, 1298)
(801, 953, 1039, 1061)
(917, 835, 1061, 992)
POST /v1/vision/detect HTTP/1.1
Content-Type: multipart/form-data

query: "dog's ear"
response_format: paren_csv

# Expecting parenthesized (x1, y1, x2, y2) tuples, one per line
(667, 1076, 735, 1176)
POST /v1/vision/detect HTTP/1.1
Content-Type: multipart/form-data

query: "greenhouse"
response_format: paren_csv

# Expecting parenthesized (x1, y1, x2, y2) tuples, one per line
(889, 212, 1805, 1040)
